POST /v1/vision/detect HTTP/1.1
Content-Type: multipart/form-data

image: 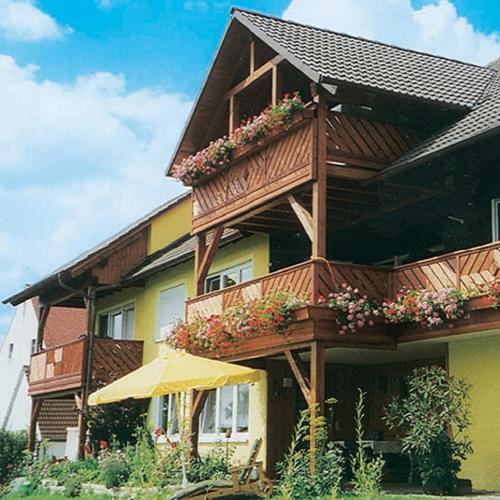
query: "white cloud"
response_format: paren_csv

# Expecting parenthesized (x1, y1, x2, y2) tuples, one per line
(0, 0, 71, 41)
(0, 55, 191, 321)
(96, 0, 121, 10)
(283, 0, 500, 65)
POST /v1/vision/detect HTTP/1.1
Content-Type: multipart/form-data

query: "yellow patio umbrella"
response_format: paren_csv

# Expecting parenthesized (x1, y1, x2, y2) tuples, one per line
(88, 348, 261, 406)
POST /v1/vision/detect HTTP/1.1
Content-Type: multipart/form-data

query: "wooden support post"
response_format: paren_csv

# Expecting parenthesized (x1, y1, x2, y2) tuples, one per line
(195, 228, 224, 296)
(190, 390, 208, 458)
(228, 95, 239, 133)
(309, 341, 325, 472)
(36, 304, 50, 352)
(284, 350, 311, 402)
(78, 287, 97, 460)
(311, 92, 327, 259)
(271, 63, 282, 105)
(249, 40, 255, 74)
(28, 399, 42, 452)
(287, 194, 313, 242)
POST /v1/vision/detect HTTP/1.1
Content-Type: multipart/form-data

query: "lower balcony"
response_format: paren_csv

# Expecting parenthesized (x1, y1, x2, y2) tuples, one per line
(28, 337, 144, 397)
(184, 241, 500, 360)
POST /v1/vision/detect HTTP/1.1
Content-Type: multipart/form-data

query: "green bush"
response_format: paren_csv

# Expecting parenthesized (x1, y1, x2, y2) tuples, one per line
(124, 427, 157, 487)
(151, 444, 183, 488)
(63, 476, 83, 498)
(384, 365, 472, 495)
(0, 430, 28, 485)
(99, 453, 130, 488)
(47, 457, 99, 485)
(188, 442, 234, 483)
(276, 401, 344, 499)
(350, 389, 385, 497)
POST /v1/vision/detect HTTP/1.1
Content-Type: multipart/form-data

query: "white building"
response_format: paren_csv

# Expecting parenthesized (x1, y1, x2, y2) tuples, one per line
(0, 300, 37, 431)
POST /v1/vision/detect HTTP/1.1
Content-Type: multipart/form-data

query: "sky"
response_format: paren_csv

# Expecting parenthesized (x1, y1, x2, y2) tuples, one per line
(0, 0, 499, 336)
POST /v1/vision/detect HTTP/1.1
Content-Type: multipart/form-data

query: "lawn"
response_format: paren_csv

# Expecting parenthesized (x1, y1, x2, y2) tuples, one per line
(2, 495, 432, 500)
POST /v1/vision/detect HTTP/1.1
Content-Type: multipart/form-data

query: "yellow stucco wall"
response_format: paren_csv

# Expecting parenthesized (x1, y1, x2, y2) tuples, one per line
(448, 333, 500, 491)
(148, 195, 191, 254)
(95, 210, 270, 465)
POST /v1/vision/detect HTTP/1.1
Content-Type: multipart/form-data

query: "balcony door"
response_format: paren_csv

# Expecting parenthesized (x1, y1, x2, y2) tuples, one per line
(98, 304, 135, 340)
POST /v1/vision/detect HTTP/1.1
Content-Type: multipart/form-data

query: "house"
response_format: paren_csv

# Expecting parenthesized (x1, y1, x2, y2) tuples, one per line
(0, 297, 87, 457)
(4, 7, 500, 491)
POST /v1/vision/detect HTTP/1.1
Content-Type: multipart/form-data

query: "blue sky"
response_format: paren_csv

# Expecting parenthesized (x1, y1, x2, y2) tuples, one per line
(0, 0, 499, 336)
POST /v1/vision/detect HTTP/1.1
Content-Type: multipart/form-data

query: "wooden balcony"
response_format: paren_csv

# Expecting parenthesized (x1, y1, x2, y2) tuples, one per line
(188, 104, 420, 235)
(28, 337, 144, 397)
(185, 241, 500, 359)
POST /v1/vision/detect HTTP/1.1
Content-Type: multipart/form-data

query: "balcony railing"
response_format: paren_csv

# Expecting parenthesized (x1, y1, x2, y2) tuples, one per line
(185, 241, 500, 356)
(28, 337, 143, 397)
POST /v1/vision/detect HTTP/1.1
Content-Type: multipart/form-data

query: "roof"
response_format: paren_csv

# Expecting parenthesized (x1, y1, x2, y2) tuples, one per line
(379, 58, 500, 177)
(4, 191, 191, 305)
(167, 8, 495, 172)
(38, 399, 79, 442)
(124, 228, 242, 282)
(234, 9, 493, 109)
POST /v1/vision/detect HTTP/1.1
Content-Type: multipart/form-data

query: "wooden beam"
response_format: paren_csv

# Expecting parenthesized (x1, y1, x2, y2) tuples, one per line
(228, 95, 239, 133)
(224, 55, 284, 100)
(28, 399, 42, 452)
(284, 350, 311, 403)
(287, 194, 314, 241)
(190, 390, 208, 458)
(196, 227, 224, 295)
(36, 305, 50, 351)
(312, 92, 327, 258)
(271, 63, 282, 106)
(326, 164, 376, 181)
(249, 40, 255, 74)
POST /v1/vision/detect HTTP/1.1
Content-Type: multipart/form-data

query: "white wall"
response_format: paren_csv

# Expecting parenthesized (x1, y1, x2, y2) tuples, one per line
(0, 300, 38, 431)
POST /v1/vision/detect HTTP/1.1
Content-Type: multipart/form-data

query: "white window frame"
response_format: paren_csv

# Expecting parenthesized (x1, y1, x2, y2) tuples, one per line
(98, 302, 135, 340)
(153, 394, 182, 440)
(492, 198, 500, 242)
(205, 260, 253, 293)
(199, 384, 250, 443)
(156, 283, 186, 342)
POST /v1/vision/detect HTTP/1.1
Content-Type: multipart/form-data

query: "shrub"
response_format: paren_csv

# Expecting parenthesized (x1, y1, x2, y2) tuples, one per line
(63, 475, 83, 497)
(350, 389, 385, 497)
(188, 442, 234, 483)
(151, 444, 184, 488)
(47, 457, 99, 485)
(384, 365, 472, 495)
(276, 401, 344, 499)
(0, 429, 28, 485)
(124, 427, 157, 487)
(99, 452, 130, 488)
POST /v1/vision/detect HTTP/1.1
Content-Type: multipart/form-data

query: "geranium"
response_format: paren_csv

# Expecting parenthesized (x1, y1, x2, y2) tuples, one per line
(486, 277, 500, 307)
(321, 284, 379, 334)
(171, 93, 305, 185)
(166, 292, 304, 354)
(382, 288, 465, 329)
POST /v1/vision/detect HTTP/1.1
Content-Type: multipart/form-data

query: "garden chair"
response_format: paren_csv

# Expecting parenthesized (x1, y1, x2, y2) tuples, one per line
(171, 437, 273, 499)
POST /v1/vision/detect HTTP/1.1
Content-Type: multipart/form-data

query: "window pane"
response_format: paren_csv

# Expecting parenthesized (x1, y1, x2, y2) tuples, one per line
(169, 395, 179, 434)
(200, 390, 217, 434)
(123, 307, 135, 340)
(223, 271, 239, 288)
(157, 284, 186, 340)
(236, 385, 250, 433)
(205, 276, 221, 293)
(157, 396, 169, 431)
(218, 386, 233, 433)
(111, 312, 123, 340)
(240, 265, 252, 283)
(98, 314, 109, 338)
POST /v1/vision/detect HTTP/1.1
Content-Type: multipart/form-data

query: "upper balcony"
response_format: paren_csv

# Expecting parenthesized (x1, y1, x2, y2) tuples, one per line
(184, 241, 500, 360)
(28, 337, 144, 397)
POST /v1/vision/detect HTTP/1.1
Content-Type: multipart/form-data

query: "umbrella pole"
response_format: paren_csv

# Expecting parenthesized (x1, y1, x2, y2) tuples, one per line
(177, 392, 189, 488)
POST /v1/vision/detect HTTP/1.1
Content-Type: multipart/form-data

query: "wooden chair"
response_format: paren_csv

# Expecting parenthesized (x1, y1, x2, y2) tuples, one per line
(172, 438, 273, 499)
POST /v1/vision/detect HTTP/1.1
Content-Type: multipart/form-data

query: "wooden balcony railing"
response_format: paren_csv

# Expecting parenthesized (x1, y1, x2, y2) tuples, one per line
(191, 111, 317, 234)
(28, 337, 143, 397)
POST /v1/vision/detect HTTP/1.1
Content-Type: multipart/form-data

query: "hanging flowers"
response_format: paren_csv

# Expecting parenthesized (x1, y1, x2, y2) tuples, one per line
(171, 93, 305, 185)
(166, 292, 305, 354)
(318, 284, 380, 334)
(382, 288, 466, 329)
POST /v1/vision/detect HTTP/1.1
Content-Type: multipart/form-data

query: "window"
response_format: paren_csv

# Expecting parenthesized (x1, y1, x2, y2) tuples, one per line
(492, 198, 500, 241)
(8, 343, 14, 359)
(205, 261, 253, 293)
(157, 284, 186, 341)
(153, 394, 180, 435)
(199, 384, 250, 439)
(98, 304, 135, 340)
(30, 339, 36, 354)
